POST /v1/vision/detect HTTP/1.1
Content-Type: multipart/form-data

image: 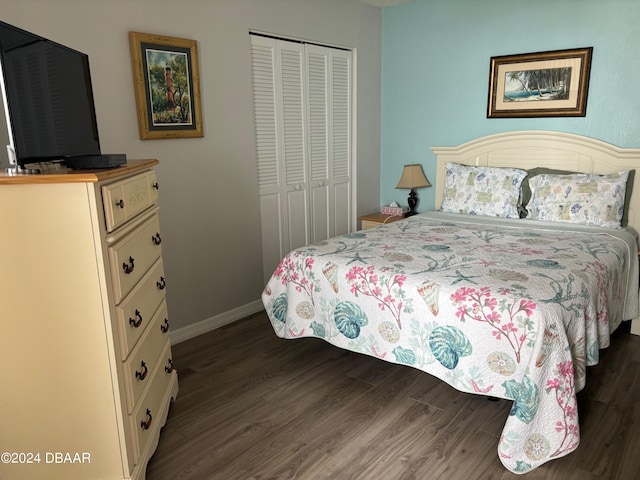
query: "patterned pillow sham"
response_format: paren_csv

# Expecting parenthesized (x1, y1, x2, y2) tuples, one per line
(519, 167, 635, 226)
(526, 171, 630, 228)
(518, 167, 576, 218)
(440, 163, 527, 218)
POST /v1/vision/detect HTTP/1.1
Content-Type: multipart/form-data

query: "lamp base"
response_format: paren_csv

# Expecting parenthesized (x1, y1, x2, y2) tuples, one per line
(407, 188, 418, 216)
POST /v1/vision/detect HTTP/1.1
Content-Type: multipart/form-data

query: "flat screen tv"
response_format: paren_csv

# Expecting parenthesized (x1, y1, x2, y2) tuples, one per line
(0, 20, 101, 171)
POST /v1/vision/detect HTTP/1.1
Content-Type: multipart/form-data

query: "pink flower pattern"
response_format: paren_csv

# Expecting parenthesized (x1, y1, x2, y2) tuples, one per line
(274, 252, 318, 304)
(451, 286, 536, 362)
(345, 265, 408, 329)
(545, 361, 579, 457)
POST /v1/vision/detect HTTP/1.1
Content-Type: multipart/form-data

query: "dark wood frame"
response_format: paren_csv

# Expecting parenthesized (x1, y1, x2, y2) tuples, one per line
(487, 47, 593, 118)
(129, 31, 203, 139)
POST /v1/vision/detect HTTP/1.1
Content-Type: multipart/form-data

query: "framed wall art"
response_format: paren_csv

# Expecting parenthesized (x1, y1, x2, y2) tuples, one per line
(487, 47, 593, 118)
(129, 31, 203, 139)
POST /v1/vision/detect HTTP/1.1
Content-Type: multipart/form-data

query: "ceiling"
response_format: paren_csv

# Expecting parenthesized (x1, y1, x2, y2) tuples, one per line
(356, 0, 415, 7)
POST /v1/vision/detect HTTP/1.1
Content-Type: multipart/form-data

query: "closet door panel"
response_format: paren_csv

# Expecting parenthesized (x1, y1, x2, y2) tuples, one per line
(310, 184, 329, 243)
(251, 36, 285, 281)
(331, 52, 351, 181)
(259, 193, 284, 282)
(286, 188, 308, 251)
(251, 34, 352, 280)
(333, 181, 351, 237)
(278, 41, 309, 250)
(279, 44, 307, 189)
(306, 45, 330, 243)
(329, 50, 351, 237)
(251, 37, 280, 197)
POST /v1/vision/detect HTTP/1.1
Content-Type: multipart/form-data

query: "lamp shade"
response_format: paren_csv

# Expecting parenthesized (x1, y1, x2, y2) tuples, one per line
(395, 164, 431, 189)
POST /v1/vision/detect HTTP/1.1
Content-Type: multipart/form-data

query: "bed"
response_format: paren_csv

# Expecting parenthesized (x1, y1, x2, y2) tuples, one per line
(261, 131, 640, 474)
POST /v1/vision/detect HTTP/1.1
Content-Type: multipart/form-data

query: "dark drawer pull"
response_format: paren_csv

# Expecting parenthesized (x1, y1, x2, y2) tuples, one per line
(165, 358, 174, 374)
(156, 276, 166, 290)
(152, 182, 159, 190)
(129, 310, 143, 328)
(152, 233, 162, 245)
(140, 409, 152, 430)
(135, 361, 148, 381)
(117, 199, 125, 209)
(160, 318, 169, 333)
(122, 256, 135, 274)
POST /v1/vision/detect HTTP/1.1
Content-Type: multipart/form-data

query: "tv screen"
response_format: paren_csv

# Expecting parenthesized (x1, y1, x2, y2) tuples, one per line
(0, 21, 100, 168)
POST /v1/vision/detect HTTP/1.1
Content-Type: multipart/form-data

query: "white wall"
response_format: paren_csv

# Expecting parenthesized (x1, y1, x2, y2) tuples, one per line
(0, 0, 382, 336)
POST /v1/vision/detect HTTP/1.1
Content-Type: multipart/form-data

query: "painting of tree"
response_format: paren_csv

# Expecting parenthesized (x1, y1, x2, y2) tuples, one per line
(504, 68, 572, 102)
(145, 49, 193, 125)
(129, 31, 203, 139)
(487, 47, 592, 118)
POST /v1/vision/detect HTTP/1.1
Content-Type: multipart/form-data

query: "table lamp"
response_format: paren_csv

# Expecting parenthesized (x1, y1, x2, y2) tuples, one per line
(395, 164, 431, 216)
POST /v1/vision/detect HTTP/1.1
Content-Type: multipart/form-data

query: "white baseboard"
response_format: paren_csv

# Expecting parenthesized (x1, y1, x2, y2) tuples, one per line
(169, 299, 265, 345)
(631, 318, 640, 336)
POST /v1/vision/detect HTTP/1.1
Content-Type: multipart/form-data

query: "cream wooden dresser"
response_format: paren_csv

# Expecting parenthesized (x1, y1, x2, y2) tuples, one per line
(0, 159, 178, 480)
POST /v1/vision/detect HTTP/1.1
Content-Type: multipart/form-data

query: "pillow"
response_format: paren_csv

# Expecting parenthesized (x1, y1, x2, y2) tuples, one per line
(520, 167, 635, 226)
(519, 167, 576, 218)
(622, 169, 635, 227)
(526, 171, 630, 228)
(440, 163, 527, 218)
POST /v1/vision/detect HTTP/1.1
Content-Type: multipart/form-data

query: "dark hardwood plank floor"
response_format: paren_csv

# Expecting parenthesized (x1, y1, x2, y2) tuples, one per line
(146, 312, 640, 480)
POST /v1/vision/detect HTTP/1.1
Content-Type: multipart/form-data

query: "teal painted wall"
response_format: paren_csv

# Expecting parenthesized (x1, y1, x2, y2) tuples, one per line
(380, 0, 640, 212)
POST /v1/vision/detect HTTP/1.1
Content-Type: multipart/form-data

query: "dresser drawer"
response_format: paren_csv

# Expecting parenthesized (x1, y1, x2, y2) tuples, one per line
(123, 304, 171, 413)
(147, 170, 159, 207)
(109, 214, 163, 304)
(103, 170, 157, 232)
(115, 260, 167, 360)
(129, 341, 176, 465)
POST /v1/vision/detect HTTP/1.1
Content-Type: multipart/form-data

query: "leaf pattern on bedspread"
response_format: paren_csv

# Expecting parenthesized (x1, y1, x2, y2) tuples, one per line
(271, 294, 288, 323)
(429, 325, 472, 369)
(334, 301, 368, 339)
(392, 346, 417, 366)
(503, 376, 540, 424)
(261, 212, 637, 473)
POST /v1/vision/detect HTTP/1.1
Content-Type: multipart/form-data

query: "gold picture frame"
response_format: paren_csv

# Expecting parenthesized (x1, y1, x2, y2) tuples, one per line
(487, 47, 592, 118)
(129, 31, 203, 139)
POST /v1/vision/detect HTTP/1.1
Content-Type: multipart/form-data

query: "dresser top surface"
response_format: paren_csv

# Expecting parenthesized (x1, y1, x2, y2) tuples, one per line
(0, 159, 159, 185)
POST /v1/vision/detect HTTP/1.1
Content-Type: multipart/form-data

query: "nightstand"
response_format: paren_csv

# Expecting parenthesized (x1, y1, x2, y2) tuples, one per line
(359, 212, 405, 230)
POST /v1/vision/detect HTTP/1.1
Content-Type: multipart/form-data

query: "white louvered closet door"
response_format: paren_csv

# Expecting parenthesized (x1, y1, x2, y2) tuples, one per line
(328, 48, 352, 239)
(305, 44, 351, 243)
(251, 34, 352, 282)
(306, 44, 330, 244)
(279, 41, 309, 252)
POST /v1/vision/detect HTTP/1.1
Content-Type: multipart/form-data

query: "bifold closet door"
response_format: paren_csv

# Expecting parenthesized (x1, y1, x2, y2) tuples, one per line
(305, 44, 352, 244)
(250, 34, 352, 282)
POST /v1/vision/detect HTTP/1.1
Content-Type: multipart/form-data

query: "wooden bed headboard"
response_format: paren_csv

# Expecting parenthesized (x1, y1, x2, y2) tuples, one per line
(431, 130, 640, 235)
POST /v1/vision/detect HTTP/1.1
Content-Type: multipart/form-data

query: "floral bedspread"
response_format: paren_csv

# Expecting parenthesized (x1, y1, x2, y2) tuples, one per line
(261, 212, 638, 474)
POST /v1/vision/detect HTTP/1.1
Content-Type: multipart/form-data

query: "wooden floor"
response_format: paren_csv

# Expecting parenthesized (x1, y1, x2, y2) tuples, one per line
(146, 312, 640, 480)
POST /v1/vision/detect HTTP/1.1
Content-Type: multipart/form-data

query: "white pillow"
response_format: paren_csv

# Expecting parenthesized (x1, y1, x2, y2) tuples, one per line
(526, 171, 630, 228)
(440, 163, 527, 218)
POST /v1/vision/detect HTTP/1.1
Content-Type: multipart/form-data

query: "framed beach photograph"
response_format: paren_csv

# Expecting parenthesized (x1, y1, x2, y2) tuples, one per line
(487, 47, 593, 118)
(129, 31, 203, 139)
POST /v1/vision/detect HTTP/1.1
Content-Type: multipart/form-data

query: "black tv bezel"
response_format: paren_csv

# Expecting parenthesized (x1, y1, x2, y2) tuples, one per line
(0, 20, 101, 168)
